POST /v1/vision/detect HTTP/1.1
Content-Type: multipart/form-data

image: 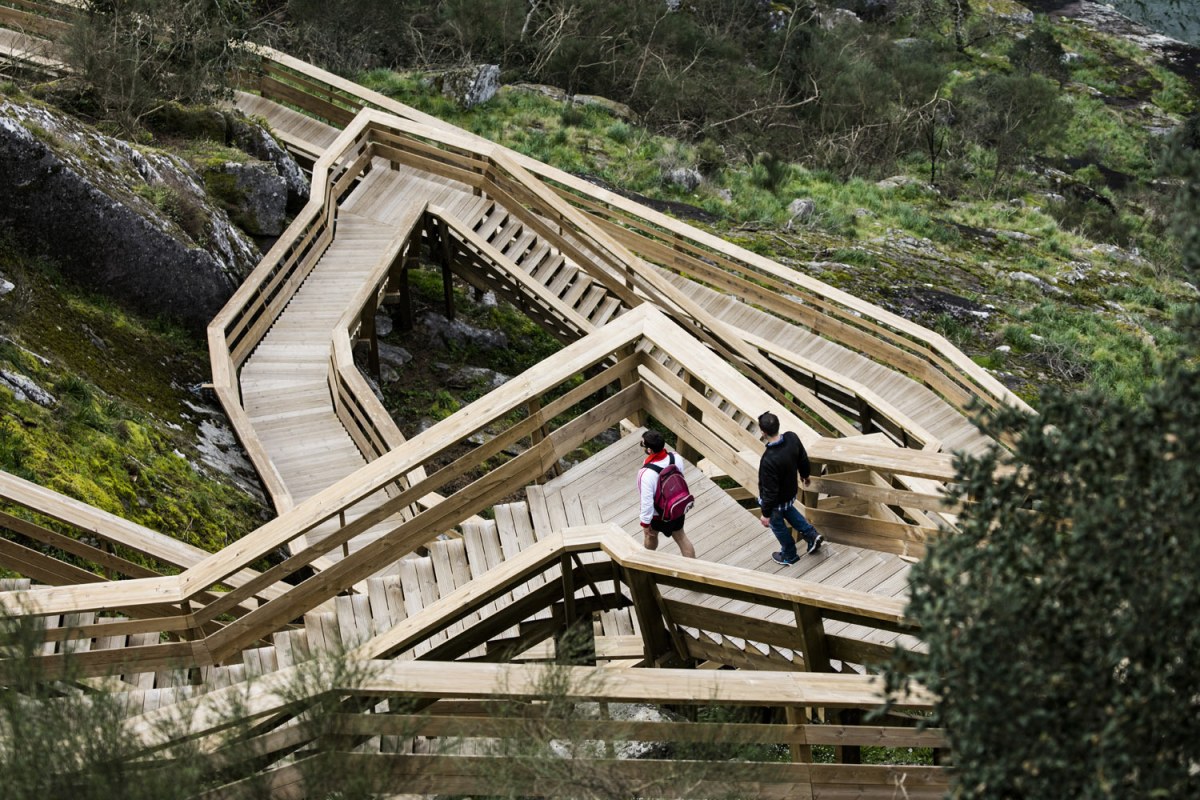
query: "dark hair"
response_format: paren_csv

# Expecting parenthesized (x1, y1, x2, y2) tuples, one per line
(641, 430, 666, 452)
(757, 412, 780, 437)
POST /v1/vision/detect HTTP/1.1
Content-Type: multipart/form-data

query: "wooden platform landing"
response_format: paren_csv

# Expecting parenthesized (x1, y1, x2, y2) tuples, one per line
(529, 432, 917, 653)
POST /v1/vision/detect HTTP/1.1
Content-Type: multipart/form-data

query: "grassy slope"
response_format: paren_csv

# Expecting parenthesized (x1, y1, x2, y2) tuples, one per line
(0, 241, 269, 574)
(360, 4, 1197, 407)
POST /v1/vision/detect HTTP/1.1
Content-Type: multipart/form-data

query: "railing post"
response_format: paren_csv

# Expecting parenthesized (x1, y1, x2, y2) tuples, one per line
(527, 397, 557, 480)
(675, 371, 705, 464)
(619, 345, 647, 428)
(364, 306, 380, 380)
(625, 567, 690, 668)
(857, 395, 876, 435)
(792, 601, 832, 674)
(785, 706, 814, 764)
(439, 218, 455, 321)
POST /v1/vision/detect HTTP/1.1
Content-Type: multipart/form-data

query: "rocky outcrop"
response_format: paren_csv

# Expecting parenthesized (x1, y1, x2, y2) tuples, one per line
(439, 64, 501, 109)
(227, 113, 310, 213)
(0, 98, 259, 333)
(203, 160, 289, 237)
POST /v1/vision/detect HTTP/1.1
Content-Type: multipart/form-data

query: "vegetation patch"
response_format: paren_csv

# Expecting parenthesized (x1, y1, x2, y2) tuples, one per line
(0, 239, 267, 571)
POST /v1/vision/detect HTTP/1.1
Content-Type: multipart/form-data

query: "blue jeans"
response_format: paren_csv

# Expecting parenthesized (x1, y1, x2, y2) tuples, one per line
(768, 502, 817, 561)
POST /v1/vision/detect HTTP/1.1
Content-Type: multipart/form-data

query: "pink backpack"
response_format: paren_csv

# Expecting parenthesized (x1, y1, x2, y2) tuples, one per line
(648, 454, 695, 522)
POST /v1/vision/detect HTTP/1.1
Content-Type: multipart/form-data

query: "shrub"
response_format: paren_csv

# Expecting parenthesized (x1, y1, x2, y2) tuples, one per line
(890, 353, 1200, 798)
(61, 0, 255, 133)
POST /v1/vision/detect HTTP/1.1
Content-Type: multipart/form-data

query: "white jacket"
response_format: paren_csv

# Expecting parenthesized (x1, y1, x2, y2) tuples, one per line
(636, 450, 690, 524)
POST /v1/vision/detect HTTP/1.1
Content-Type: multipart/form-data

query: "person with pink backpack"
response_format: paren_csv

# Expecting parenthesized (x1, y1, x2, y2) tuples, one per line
(636, 430, 697, 559)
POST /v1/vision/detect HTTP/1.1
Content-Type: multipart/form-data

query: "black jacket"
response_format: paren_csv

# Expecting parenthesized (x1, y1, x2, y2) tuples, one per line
(758, 431, 811, 512)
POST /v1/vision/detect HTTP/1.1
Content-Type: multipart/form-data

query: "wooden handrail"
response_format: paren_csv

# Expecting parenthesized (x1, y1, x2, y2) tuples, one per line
(245, 45, 1030, 425)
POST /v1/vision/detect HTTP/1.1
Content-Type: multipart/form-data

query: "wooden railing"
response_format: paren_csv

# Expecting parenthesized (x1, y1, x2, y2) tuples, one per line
(0, 472, 289, 611)
(121, 658, 947, 799)
(0, 0, 73, 39)
(3, 517, 931, 712)
(243, 46, 1031, 426)
(3, 301, 947, 678)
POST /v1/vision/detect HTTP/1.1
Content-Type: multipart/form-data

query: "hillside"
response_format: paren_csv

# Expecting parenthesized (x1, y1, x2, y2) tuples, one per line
(0, 2, 1198, 797)
(1, 0, 1198, 549)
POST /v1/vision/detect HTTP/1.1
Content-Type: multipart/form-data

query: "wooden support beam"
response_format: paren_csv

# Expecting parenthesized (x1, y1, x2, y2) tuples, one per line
(439, 217, 455, 321)
(622, 568, 674, 667)
(793, 602, 832, 674)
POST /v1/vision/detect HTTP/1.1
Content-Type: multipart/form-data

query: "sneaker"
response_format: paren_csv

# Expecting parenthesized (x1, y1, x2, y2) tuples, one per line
(771, 551, 800, 566)
(806, 534, 825, 555)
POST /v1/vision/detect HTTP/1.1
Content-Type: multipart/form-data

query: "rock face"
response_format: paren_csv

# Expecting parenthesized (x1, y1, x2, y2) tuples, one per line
(0, 98, 259, 333)
(227, 113, 310, 213)
(205, 161, 289, 237)
(440, 64, 501, 109)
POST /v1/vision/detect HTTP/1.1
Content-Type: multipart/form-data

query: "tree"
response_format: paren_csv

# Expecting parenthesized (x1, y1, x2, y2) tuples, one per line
(897, 374, 1200, 798)
(954, 72, 1067, 196)
(1008, 26, 1069, 86)
(62, 0, 257, 132)
(888, 118, 1200, 796)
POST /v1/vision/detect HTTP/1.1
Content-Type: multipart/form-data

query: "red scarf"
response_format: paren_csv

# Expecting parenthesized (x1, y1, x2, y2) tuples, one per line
(643, 449, 667, 466)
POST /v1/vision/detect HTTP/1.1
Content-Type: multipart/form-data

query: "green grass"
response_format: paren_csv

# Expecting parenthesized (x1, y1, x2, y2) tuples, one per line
(0, 241, 267, 561)
(352, 32, 1193, 410)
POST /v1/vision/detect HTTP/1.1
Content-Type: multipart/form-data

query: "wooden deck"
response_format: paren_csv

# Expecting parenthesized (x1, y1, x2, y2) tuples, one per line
(531, 432, 917, 656)
(239, 162, 483, 553)
(0, 19, 966, 793)
(233, 90, 992, 458)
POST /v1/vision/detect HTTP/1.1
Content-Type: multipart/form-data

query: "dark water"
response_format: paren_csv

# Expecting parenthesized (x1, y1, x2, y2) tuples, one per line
(1110, 0, 1200, 46)
(1021, 0, 1198, 45)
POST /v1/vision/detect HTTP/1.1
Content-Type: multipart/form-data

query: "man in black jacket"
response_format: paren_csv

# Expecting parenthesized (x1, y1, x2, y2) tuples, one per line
(757, 412, 823, 565)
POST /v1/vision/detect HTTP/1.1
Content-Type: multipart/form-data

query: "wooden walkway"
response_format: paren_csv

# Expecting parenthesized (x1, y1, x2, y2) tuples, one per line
(530, 432, 917, 658)
(0, 27, 61, 73)
(240, 162, 483, 553)
(233, 89, 991, 487)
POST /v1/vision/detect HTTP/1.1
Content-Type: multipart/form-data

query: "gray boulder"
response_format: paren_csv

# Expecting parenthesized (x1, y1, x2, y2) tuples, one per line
(378, 341, 412, 370)
(227, 114, 310, 213)
(0, 99, 258, 333)
(572, 94, 637, 122)
(205, 161, 289, 237)
(664, 167, 702, 193)
(440, 64, 501, 109)
(820, 8, 862, 29)
(786, 198, 815, 228)
(0, 369, 55, 407)
(421, 312, 508, 350)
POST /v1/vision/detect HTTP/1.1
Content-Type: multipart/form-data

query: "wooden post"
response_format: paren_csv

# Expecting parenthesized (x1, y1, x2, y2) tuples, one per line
(675, 371, 705, 463)
(527, 397, 557, 480)
(857, 395, 876, 435)
(792, 602, 832, 674)
(560, 554, 577, 628)
(439, 218, 455, 321)
(396, 260, 413, 332)
(619, 345, 647, 427)
(364, 306, 380, 380)
(834, 708, 863, 764)
(785, 706, 813, 764)
(624, 568, 676, 667)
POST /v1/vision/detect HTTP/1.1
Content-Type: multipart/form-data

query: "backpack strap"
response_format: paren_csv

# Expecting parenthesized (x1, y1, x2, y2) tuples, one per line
(645, 453, 675, 473)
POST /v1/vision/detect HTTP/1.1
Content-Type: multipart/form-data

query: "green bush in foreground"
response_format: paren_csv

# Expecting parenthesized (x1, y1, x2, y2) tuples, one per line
(890, 345, 1200, 798)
